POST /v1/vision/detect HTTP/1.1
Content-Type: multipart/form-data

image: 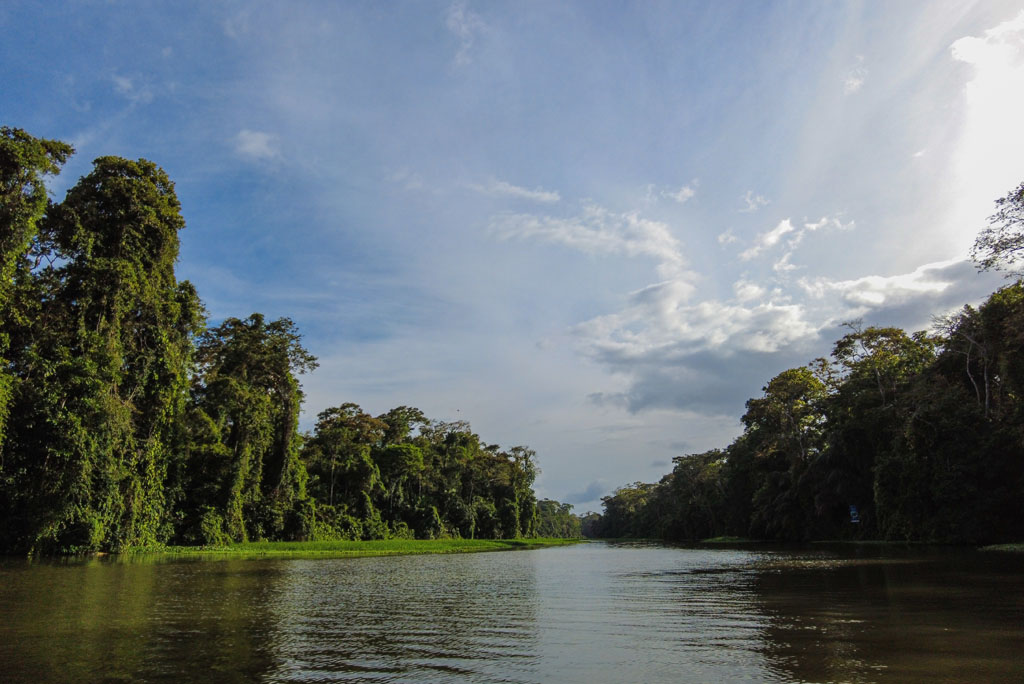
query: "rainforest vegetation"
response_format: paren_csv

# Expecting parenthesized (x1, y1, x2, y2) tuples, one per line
(5, 126, 1022, 553)
(0, 127, 585, 554)
(586, 179, 1024, 545)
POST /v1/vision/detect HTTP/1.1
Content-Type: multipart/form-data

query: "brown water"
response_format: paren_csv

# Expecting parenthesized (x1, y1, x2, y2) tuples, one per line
(1, 542, 1021, 682)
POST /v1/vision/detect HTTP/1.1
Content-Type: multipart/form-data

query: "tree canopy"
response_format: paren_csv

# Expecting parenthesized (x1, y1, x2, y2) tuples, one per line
(0, 128, 554, 554)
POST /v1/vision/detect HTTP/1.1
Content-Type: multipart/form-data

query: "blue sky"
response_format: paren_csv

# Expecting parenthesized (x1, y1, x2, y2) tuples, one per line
(3, 1, 1023, 511)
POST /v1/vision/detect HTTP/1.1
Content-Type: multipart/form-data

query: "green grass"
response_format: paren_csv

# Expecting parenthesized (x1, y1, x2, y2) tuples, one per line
(700, 536, 757, 544)
(979, 543, 1024, 552)
(151, 537, 582, 560)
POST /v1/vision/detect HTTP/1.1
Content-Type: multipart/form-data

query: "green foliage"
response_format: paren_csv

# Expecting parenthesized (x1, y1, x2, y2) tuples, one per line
(535, 499, 582, 538)
(0, 128, 549, 555)
(182, 314, 317, 543)
(0, 127, 73, 448)
(590, 252, 1024, 545)
(1, 154, 201, 553)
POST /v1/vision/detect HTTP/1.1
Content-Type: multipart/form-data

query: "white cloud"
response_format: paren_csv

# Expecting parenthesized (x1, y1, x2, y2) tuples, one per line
(739, 190, 769, 213)
(800, 258, 959, 307)
(740, 215, 852, 262)
(235, 129, 278, 160)
(576, 276, 817, 366)
(948, 10, 1024, 254)
(446, 0, 486, 66)
(773, 252, 797, 273)
(574, 257, 1001, 415)
(663, 183, 696, 205)
(717, 229, 738, 245)
(490, 203, 688, 279)
(844, 55, 868, 94)
(733, 279, 765, 302)
(469, 178, 560, 203)
(740, 218, 796, 261)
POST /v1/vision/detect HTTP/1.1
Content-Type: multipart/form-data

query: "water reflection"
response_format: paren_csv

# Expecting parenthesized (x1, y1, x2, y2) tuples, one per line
(262, 554, 538, 682)
(0, 556, 283, 682)
(1, 543, 1023, 682)
(748, 546, 1024, 683)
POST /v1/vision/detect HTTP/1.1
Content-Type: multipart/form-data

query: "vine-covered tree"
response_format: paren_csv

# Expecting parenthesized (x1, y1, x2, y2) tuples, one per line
(2, 156, 202, 552)
(181, 314, 316, 544)
(0, 128, 72, 447)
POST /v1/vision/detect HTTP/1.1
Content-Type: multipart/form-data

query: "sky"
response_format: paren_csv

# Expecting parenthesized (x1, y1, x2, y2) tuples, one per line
(2, 1, 1023, 512)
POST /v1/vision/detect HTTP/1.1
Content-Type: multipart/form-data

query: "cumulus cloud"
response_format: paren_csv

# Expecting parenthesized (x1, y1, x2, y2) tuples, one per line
(235, 129, 278, 160)
(576, 280, 818, 371)
(490, 203, 688, 279)
(733, 279, 765, 302)
(740, 190, 769, 213)
(663, 183, 696, 205)
(575, 255, 1002, 416)
(798, 258, 1002, 327)
(468, 178, 560, 203)
(948, 10, 1024, 253)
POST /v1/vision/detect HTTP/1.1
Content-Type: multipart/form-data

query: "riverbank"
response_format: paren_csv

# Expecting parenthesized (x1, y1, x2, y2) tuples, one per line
(980, 543, 1024, 552)
(149, 537, 583, 560)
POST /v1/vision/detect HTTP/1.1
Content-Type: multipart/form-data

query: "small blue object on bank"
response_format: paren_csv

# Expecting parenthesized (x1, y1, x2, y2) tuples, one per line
(849, 505, 860, 524)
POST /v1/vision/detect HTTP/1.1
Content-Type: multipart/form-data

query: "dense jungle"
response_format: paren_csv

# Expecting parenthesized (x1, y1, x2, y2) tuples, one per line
(0, 127, 580, 554)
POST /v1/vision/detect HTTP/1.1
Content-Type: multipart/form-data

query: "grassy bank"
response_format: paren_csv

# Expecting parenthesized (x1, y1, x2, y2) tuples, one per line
(152, 537, 582, 560)
(979, 543, 1024, 552)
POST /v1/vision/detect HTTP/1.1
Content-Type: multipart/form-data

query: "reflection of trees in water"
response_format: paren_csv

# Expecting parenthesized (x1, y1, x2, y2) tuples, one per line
(749, 550, 1024, 683)
(0, 557, 284, 682)
(262, 553, 539, 683)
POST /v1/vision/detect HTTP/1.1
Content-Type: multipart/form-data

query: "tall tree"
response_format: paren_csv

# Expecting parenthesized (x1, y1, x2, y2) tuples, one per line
(182, 314, 316, 543)
(742, 367, 827, 540)
(2, 156, 202, 552)
(0, 128, 72, 446)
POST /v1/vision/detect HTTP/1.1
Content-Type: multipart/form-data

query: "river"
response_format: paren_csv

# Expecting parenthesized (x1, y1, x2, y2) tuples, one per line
(1, 541, 1021, 682)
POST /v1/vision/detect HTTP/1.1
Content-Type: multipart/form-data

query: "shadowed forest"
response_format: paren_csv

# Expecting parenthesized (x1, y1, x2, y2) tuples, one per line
(0, 127, 580, 554)
(585, 179, 1024, 544)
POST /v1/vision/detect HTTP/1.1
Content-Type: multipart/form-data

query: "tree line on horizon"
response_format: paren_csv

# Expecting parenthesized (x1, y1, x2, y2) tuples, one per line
(0, 126, 582, 555)
(585, 180, 1024, 545)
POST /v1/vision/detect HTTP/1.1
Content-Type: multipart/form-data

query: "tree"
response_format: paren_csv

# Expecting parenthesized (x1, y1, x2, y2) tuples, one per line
(182, 314, 316, 543)
(742, 367, 827, 540)
(971, 180, 1024, 274)
(535, 499, 582, 538)
(0, 128, 72, 447)
(1, 156, 202, 552)
(300, 403, 389, 539)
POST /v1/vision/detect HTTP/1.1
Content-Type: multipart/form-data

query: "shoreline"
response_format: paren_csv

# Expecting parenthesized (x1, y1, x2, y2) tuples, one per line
(132, 537, 583, 560)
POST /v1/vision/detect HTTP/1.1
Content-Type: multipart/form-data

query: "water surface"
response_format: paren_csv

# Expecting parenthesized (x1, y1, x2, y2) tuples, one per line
(1, 542, 1021, 682)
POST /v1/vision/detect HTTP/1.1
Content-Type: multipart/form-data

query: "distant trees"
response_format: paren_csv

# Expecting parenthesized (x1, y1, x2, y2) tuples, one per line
(535, 499, 581, 538)
(0, 128, 553, 554)
(585, 180, 1024, 544)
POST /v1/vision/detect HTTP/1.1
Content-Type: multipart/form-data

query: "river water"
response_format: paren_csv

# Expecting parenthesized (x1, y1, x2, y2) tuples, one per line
(1, 542, 1022, 683)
